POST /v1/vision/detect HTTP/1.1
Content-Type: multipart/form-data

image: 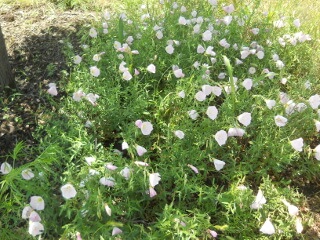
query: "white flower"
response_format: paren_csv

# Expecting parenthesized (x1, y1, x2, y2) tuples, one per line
(104, 203, 112, 216)
(242, 78, 253, 90)
(156, 30, 163, 39)
(22, 206, 33, 219)
(228, 128, 245, 137)
(122, 141, 129, 150)
(250, 189, 266, 209)
(201, 85, 213, 95)
(89, 169, 99, 175)
(93, 54, 101, 62)
(256, 51, 264, 59)
(165, 45, 174, 54)
(218, 72, 226, 79)
(315, 120, 320, 132)
(85, 156, 96, 165)
(187, 164, 199, 174)
(178, 90, 185, 98)
(240, 49, 250, 59)
(211, 86, 222, 96)
(237, 185, 248, 191)
(274, 19, 286, 28)
(28, 221, 44, 236)
(285, 100, 296, 115)
(141, 121, 153, 135)
(173, 68, 185, 78)
(293, 19, 301, 28)
(223, 15, 233, 25)
(174, 130, 185, 139)
(106, 163, 118, 171)
(265, 99, 276, 109)
(197, 45, 205, 54)
(281, 199, 299, 216)
(215, 130, 228, 146)
(308, 94, 320, 109)
(30, 196, 45, 211)
(193, 24, 201, 34)
(147, 64, 156, 73)
(120, 167, 131, 180)
(112, 227, 122, 236)
(296, 103, 307, 112)
(195, 91, 206, 101)
(47, 83, 58, 96)
(149, 173, 161, 187)
(213, 159, 225, 171)
(61, 183, 77, 199)
(86, 93, 99, 105)
(237, 112, 251, 127)
(295, 218, 303, 233)
(149, 187, 157, 198)
(134, 161, 149, 166)
(99, 177, 115, 187)
(276, 60, 285, 69)
(248, 67, 256, 74)
(272, 53, 279, 61)
(314, 145, 320, 160)
(90, 66, 100, 77)
(279, 92, 290, 104)
(73, 90, 86, 101)
(219, 38, 230, 48)
(274, 115, 288, 127)
(89, 28, 97, 38)
(178, 16, 187, 25)
(260, 218, 275, 235)
(29, 211, 41, 222)
(135, 119, 143, 128)
(73, 55, 82, 64)
(290, 138, 303, 152)
(123, 70, 132, 81)
(188, 110, 199, 120)
(222, 4, 235, 14)
(206, 106, 218, 120)
(0, 162, 12, 174)
(22, 169, 35, 180)
(208, 229, 218, 238)
(251, 28, 259, 35)
(202, 30, 212, 41)
(136, 145, 147, 156)
(208, 0, 217, 6)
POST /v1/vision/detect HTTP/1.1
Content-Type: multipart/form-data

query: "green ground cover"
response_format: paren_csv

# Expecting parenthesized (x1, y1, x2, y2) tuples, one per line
(1, 0, 320, 239)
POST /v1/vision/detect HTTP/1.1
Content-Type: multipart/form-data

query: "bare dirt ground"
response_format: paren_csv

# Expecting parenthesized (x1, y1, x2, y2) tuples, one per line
(0, 2, 319, 238)
(0, 3, 98, 159)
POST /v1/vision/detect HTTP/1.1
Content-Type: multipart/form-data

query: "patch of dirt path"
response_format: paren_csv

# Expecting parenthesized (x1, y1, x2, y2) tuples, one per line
(0, 3, 98, 159)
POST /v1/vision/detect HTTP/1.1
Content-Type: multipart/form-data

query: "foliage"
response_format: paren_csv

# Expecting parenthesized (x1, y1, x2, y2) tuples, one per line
(1, 0, 320, 239)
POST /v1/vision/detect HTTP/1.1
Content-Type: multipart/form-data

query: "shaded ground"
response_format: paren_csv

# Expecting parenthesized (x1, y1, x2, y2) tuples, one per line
(0, 2, 320, 239)
(0, 3, 98, 160)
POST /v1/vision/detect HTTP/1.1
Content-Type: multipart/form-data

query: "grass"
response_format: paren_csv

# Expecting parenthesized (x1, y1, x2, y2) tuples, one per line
(1, 0, 320, 239)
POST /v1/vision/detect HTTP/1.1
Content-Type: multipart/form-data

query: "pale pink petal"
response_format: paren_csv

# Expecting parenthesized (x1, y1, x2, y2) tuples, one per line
(149, 173, 161, 187)
(135, 120, 143, 128)
(149, 187, 157, 198)
(134, 161, 149, 166)
(112, 227, 122, 236)
(187, 164, 199, 174)
(136, 145, 147, 156)
(106, 163, 118, 171)
(147, 64, 156, 73)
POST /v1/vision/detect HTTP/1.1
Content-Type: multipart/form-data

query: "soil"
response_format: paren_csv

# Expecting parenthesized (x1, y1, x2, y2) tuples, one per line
(0, 3, 98, 160)
(0, 2, 319, 239)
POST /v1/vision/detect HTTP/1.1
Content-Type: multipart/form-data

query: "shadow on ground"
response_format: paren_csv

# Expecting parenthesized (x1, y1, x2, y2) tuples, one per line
(0, 5, 93, 162)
